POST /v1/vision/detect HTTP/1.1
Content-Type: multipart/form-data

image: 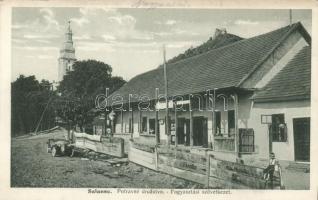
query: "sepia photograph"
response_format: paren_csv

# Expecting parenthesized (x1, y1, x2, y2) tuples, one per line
(9, 7, 312, 191)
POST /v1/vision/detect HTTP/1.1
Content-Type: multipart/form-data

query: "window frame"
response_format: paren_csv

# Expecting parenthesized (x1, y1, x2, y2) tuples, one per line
(228, 110, 235, 136)
(261, 114, 272, 124)
(148, 118, 156, 135)
(239, 128, 255, 153)
(271, 114, 287, 142)
(141, 117, 148, 133)
(215, 111, 221, 135)
(128, 118, 133, 133)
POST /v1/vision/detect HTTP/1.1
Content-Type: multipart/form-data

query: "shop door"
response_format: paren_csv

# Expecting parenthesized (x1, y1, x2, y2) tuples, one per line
(293, 117, 310, 162)
(193, 117, 208, 147)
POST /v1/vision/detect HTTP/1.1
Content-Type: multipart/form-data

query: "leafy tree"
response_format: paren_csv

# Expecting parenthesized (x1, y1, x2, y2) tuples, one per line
(57, 59, 126, 132)
(11, 75, 56, 136)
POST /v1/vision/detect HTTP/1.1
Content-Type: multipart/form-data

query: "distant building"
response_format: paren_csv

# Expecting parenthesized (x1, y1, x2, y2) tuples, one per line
(92, 114, 108, 135)
(58, 21, 76, 82)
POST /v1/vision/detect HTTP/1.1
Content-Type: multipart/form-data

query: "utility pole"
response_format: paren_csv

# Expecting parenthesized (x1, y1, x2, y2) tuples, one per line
(104, 88, 108, 136)
(289, 9, 292, 26)
(34, 83, 53, 134)
(163, 45, 171, 146)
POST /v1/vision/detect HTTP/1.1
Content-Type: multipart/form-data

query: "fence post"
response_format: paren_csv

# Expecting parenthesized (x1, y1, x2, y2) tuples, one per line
(155, 146, 158, 171)
(206, 154, 210, 188)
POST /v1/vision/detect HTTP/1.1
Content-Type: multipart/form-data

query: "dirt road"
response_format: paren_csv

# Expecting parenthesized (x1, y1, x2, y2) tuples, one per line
(11, 130, 202, 188)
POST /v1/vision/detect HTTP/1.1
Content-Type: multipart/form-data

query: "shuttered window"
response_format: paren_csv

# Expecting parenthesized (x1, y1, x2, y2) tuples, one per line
(239, 128, 255, 153)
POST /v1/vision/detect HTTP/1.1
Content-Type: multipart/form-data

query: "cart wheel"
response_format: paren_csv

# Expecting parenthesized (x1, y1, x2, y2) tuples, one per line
(51, 146, 57, 157)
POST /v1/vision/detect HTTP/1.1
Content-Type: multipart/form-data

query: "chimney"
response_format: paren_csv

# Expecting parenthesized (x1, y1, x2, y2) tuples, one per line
(213, 28, 227, 39)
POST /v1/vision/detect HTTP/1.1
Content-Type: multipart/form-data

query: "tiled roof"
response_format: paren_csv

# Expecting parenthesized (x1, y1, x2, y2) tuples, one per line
(253, 46, 311, 101)
(109, 22, 308, 105)
(159, 33, 243, 67)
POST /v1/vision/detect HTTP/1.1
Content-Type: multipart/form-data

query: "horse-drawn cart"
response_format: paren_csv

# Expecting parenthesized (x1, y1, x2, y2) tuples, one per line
(46, 138, 74, 157)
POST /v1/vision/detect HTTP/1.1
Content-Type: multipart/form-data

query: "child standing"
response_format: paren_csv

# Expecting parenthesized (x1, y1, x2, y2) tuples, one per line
(263, 152, 280, 188)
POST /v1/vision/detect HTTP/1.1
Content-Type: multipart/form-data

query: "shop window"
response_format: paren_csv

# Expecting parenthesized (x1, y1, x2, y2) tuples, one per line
(228, 110, 235, 136)
(149, 119, 159, 135)
(125, 123, 129, 133)
(125, 118, 133, 133)
(270, 114, 287, 142)
(149, 119, 155, 134)
(142, 117, 147, 132)
(215, 111, 221, 135)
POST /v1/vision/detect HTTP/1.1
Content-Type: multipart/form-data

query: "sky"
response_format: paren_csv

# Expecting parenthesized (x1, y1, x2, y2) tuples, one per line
(11, 8, 312, 82)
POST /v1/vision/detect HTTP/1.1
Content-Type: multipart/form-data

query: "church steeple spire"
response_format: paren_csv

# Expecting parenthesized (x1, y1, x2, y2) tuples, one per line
(65, 20, 73, 43)
(67, 20, 71, 32)
(58, 20, 76, 82)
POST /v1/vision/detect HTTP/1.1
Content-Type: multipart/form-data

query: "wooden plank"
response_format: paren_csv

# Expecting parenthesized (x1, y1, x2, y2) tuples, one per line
(129, 153, 155, 165)
(74, 132, 101, 142)
(86, 142, 98, 151)
(208, 157, 277, 189)
(211, 167, 266, 189)
(157, 147, 206, 165)
(129, 147, 156, 163)
(129, 152, 155, 166)
(175, 151, 206, 165)
(209, 157, 263, 178)
(98, 141, 124, 157)
(132, 142, 155, 153)
(164, 145, 191, 153)
(129, 151, 156, 170)
(159, 155, 206, 175)
(130, 147, 155, 158)
(101, 137, 124, 143)
(75, 136, 124, 157)
(158, 163, 206, 185)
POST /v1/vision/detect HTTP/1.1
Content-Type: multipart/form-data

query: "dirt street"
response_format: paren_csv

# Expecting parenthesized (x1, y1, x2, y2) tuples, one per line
(11, 130, 202, 188)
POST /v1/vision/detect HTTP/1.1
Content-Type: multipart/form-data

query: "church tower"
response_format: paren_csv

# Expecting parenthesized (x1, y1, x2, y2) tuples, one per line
(58, 21, 76, 82)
